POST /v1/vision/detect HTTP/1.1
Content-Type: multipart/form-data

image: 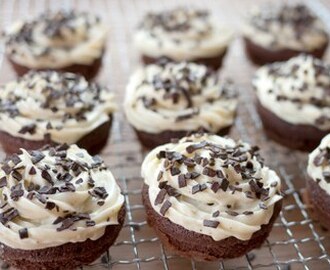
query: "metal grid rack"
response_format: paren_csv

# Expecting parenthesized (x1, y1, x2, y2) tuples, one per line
(0, 0, 330, 269)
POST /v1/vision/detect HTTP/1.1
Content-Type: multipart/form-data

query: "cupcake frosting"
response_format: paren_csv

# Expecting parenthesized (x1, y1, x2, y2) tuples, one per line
(308, 134, 330, 195)
(141, 133, 282, 241)
(134, 7, 233, 61)
(124, 61, 237, 134)
(0, 71, 116, 144)
(0, 144, 124, 250)
(254, 54, 330, 130)
(243, 4, 328, 51)
(3, 10, 107, 69)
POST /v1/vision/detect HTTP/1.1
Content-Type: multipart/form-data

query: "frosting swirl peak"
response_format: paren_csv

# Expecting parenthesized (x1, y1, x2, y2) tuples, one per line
(243, 4, 328, 51)
(134, 7, 233, 61)
(141, 133, 282, 241)
(253, 54, 330, 129)
(124, 61, 237, 133)
(0, 71, 116, 144)
(0, 144, 124, 250)
(3, 10, 107, 68)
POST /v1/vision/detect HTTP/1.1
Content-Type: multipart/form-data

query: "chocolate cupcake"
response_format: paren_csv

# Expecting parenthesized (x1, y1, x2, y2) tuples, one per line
(0, 71, 116, 154)
(0, 144, 125, 269)
(307, 134, 330, 229)
(253, 54, 330, 151)
(124, 61, 238, 148)
(141, 133, 283, 261)
(3, 10, 106, 79)
(243, 4, 328, 65)
(134, 7, 233, 70)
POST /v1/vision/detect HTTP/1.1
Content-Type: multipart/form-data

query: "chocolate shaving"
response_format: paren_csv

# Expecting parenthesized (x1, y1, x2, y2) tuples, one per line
(178, 174, 187, 188)
(29, 166, 37, 175)
(203, 219, 219, 228)
(154, 189, 167, 205)
(41, 170, 53, 184)
(18, 124, 36, 134)
(0, 177, 7, 188)
(19, 228, 29, 239)
(212, 210, 220, 217)
(202, 167, 217, 177)
(170, 167, 181, 176)
(30, 151, 45, 164)
(160, 200, 172, 216)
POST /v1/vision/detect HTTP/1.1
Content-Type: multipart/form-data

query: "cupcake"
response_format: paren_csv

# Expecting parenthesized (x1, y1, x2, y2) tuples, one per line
(253, 54, 330, 151)
(141, 132, 283, 261)
(0, 144, 125, 269)
(307, 134, 330, 229)
(3, 10, 107, 79)
(243, 4, 328, 65)
(134, 7, 233, 70)
(124, 61, 238, 148)
(0, 71, 116, 154)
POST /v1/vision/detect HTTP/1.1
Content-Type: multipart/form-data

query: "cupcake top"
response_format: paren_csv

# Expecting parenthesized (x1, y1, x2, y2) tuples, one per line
(243, 4, 328, 51)
(308, 134, 330, 195)
(0, 71, 116, 144)
(124, 61, 238, 134)
(141, 133, 282, 241)
(3, 10, 107, 69)
(253, 54, 330, 129)
(134, 7, 233, 61)
(0, 144, 124, 250)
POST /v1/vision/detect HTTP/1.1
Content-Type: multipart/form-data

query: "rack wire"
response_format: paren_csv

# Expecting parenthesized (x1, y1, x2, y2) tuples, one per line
(0, 0, 330, 269)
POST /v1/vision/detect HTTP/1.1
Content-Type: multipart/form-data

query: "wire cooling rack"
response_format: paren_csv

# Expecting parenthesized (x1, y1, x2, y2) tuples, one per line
(0, 0, 330, 269)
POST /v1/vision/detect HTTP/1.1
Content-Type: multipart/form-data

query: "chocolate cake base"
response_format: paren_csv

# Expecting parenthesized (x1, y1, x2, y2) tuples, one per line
(0, 118, 112, 155)
(244, 37, 328, 65)
(0, 206, 125, 270)
(134, 126, 231, 149)
(256, 101, 328, 151)
(307, 178, 330, 229)
(141, 48, 228, 70)
(142, 184, 281, 261)
(8, 54, 103, 80)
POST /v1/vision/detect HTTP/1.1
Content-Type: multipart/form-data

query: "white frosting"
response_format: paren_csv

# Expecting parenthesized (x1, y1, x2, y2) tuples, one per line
(0, 144, 124, 250)
(242, 4, 328, 51)
(124, 62, 237, 134)
(141, 133, 283, 241)
(134, 8, 233, 61)
(0, 71, 116, 144)
(307, 134, 330, 195)
(254, 54, 330, 129)
(3, 10, 107, 69)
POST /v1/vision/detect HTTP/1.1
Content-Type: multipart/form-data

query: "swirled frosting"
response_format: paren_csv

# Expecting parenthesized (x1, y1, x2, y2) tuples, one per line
(141, 133, 282, 241)
(253, 54, 330, 129)
(0, 71, 116, 144)
(124, 61, 237, 134)
(134, 7, 233, 61)
(243, 4, 328, 51)
(0, 144, 124, 250)
(3, 10, 107, 68)
(308, 134, 330, 195)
